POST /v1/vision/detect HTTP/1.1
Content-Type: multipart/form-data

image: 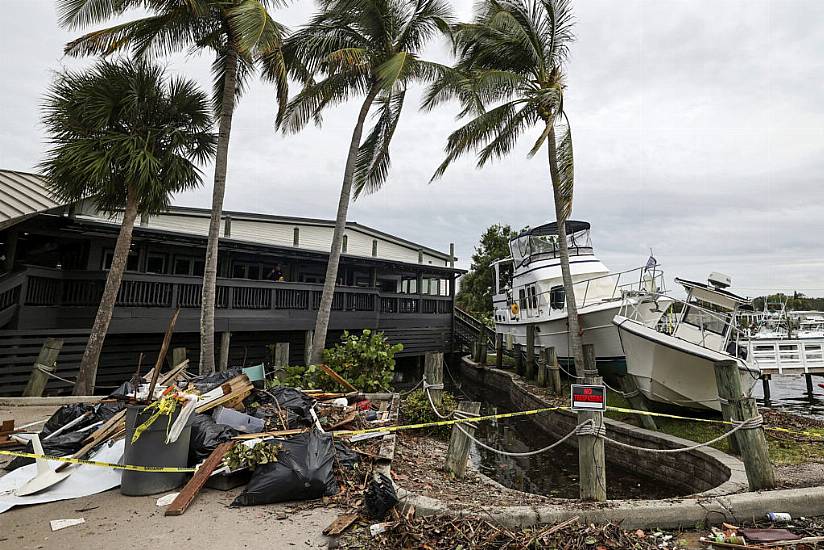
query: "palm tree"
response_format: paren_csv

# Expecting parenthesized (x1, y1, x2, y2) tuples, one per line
(279, 0, 453, 364)
(426, 0, 586, 375)
(41, 59, 216, 394)
(58, 0, 289, 374)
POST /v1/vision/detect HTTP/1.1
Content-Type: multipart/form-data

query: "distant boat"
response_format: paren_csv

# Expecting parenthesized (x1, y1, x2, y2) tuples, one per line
(614, 273, 759, 412)
(492, 220, 670, 375)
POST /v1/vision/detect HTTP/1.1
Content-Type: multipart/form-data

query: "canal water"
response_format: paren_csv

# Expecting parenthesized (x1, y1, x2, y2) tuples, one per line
(458, 384, 685, 501)
(752, 375, 824, 420)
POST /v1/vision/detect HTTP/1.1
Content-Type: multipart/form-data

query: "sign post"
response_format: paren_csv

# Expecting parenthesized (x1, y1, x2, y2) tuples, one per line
(577, 344, 607, 502)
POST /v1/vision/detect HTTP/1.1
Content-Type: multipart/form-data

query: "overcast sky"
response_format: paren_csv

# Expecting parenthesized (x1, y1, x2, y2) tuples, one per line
(2, 1, 823, 297)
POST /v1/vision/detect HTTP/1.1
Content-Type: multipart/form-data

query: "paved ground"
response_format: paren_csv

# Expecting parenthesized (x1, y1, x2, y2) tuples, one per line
(1, 405, 341, 550)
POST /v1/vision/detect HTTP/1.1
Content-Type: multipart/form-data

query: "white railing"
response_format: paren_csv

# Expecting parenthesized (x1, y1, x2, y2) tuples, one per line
(746, 339, 824, 374)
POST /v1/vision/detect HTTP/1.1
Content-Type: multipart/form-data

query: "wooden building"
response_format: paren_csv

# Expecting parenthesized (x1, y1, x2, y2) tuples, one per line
(0, 169, 463, 395)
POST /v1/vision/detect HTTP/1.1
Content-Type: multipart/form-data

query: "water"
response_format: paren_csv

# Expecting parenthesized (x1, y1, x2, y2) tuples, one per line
(752, 374, 824, 419)
(458, 385, 685, 500)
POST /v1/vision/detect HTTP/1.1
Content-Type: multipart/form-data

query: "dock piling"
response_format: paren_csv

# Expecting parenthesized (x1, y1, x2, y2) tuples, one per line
(618, 375, 657, 431)
(579, 344, 607, 502)
(547, 347, 562, 395)
(424, 352, 444, 409)
(761, 375, 771, 405)
(525, 325, 536, 380)
(514, 343, 524, 375)
(22, 338, 64, 397)
(495, 333, 503, 369)
(445, 400, 481, 478)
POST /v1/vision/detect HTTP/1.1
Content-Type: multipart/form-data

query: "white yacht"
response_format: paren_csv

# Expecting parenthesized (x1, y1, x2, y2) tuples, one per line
(491, 221, 670, 375)
(614, 273, 760, 412)
(797, 315, 824, 339)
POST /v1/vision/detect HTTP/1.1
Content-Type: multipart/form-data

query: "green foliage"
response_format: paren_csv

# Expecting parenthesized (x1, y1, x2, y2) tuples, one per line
(267, 330, 403, 392)
(753, 293, 824, 312)
(223, 441, 281, 471)
(401, 389, 457, 438)
(457, 224, 518, 317)
(279, 0, 454, 198)
(322, 330, 403, 393)
(40, 59, 216, 215)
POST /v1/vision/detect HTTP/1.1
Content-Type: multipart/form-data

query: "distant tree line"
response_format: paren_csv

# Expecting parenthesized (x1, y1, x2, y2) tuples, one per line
(752, 293, 824, 312)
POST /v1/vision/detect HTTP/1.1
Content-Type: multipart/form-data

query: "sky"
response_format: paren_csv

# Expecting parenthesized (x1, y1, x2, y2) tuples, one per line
(2, 0, 824, 297)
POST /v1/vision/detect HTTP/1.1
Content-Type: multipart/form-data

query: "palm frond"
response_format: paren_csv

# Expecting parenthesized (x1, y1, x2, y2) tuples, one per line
(550, 111, 574, 219)
(353, 89, 405, 198)
(278, 71, 370, 133)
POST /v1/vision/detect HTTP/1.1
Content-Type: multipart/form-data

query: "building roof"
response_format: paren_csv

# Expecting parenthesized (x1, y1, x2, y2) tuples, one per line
(0, 168, 455, 263)
(0, 170, 63, 231)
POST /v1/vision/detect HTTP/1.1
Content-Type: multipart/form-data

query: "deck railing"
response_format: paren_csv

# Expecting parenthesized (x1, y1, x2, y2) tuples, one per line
(1, 265, 452, 319)
(746, 338, 824, 374)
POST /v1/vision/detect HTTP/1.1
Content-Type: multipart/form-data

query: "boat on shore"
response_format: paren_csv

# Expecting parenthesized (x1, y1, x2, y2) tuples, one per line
(614, 273, 760, 412)
(492, 220, 670, 375)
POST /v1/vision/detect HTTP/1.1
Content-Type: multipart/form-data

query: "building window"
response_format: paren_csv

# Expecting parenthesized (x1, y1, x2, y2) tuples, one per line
(527, 284, 538, 309)
(372, 240, 378, 257)
(418, 250, 423, 264)
(293, 227, 300, 247)
(102, 249, 139, 272)
(193, 260, 205, 277)
(519, 288, 526, 311)
(399, 276, 417, 294)
(173, 257, 193, 275)
(145, 253, 167, 274)
(342, 235, 348, 254)
(550, 286, 565, 310)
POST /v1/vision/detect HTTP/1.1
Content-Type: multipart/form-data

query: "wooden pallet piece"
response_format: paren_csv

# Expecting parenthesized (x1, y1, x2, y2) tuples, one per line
(164, 441, 235, 516)
(318, 364, 358, 393)
(323, 513, 358, 536)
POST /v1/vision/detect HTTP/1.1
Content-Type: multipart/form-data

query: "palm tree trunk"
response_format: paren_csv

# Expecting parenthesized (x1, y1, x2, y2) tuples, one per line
(309, 85, 381, 364)
(73, 188, 139, 395)
(200, 46, 239, 375)
(547, 126, 586, 378)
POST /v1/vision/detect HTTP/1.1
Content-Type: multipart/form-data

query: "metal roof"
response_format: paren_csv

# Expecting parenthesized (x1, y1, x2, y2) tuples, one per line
(0, 170, 63, 231)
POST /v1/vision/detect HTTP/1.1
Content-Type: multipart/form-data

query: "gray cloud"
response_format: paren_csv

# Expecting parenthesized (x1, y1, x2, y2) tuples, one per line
(2, 0, 823, 297)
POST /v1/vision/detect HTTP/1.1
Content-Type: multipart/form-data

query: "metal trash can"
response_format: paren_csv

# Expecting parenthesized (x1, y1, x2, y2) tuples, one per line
(121, 404, 193, 496)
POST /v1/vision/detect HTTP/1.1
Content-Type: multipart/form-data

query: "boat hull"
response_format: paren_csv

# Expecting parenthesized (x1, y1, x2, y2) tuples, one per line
(495, 299, 667, 376)
(614, 315, 759, 412)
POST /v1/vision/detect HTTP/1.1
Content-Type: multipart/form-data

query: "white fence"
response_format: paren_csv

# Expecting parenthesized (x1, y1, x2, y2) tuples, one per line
(746, 338, 824, 374)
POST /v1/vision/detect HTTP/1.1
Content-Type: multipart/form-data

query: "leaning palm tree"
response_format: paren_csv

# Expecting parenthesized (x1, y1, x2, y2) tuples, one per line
(58, 0, 289, 374)
(41, 59, 215, 394)
(280, 0, 453, 363)
(426, 0, 586, 375)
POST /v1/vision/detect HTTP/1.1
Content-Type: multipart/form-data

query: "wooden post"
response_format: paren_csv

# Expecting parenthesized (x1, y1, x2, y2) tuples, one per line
(478, 334, 487, 366)
(495, 333, 503, 369)
(514, 343, 524, 375)
(304, 330, 314, 365)
(22, 338, 64, 397)
(525, 325, 536, 380)
(171, 347, 187, 370)
(547, 347, 562, 395)
(537, 349, 548, 387)
(713, 360, 776, 491)
(578, 344, 606, 502)
(274, 342, 290, 367)
(713, 360, 741, 454)
(618, 375, 657, 431)
(445, 401, 481, 478)
(761, 375, 771, 405)
(424, 352, 444, 409)
(805, 374, 814, 400)
(218, 331, 231, 372)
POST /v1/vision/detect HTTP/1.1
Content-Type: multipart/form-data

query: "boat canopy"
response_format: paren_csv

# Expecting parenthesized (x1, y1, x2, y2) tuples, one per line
(510, 220, 593, 269)
(675, 277, 750, 310)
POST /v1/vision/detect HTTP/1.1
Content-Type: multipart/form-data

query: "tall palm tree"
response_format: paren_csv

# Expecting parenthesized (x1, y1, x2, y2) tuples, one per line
(58, 0, 289, 374)
(280, 0, 453, 364)
(41, 59, 216, 394)
(426, 0, 586, 375)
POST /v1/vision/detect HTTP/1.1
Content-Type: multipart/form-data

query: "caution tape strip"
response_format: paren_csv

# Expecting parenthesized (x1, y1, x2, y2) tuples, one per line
(0, 449, 196, 473)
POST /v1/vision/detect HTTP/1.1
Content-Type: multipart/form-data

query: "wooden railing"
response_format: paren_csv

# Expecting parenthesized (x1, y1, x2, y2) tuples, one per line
(2, 266, 452, 317)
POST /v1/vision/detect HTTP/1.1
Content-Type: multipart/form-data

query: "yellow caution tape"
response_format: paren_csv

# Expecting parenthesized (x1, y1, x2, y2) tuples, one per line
(335, 405, 572, 436)
(0, 449, 196, 473)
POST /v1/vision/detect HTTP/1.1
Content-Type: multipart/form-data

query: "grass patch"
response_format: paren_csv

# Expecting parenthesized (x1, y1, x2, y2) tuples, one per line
(605, 392, 824, 466)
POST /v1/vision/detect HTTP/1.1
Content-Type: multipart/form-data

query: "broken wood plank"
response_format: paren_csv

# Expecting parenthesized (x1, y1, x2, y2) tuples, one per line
(318, 364, 358, 393)
(146, 308, 181, 402)
(164, 441, 235, 516)
(327, 410, 358, 431)
(231, 428, 307, 440)
(323, 513, 358, 536)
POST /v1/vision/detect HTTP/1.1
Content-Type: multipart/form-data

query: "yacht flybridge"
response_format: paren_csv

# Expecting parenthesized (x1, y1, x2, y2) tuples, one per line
(492, 221, 670, 374)
(614, 273, 760, 412)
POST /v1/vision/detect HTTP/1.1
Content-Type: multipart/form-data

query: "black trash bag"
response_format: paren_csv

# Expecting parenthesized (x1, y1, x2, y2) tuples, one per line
(180, 369, 242, 393)
(188, 414, 238, 464)
(364, 473, 398, 520)
(4, 431, 87, 471)
(231, 429, 338, 506)
(40, 404, 91, 437)
(334, 440, 359, 469)
(264, 387, 316, 428)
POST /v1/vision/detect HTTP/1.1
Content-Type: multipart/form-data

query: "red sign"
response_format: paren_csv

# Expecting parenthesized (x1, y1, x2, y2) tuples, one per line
(571, 384, 606, 411)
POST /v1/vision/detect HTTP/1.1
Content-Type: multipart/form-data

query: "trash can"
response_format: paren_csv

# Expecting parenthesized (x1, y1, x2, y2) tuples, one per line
(121, 403, 193, 496)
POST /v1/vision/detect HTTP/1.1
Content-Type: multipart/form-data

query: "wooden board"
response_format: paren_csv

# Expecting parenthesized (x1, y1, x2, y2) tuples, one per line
(318, 364, 358, 393)
(164, 441, 235, 516)
(323, 513, 358, 536)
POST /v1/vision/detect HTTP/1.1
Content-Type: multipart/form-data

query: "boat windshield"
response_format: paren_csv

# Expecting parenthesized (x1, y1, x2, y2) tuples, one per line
(510, 225, 593, 269)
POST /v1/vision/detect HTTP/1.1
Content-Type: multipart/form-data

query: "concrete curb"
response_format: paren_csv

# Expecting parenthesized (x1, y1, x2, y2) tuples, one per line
(0, 396, 102, 406)
(397, 486, 824, 529)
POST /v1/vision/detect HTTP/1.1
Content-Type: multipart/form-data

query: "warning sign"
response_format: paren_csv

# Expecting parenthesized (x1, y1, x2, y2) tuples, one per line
(571, 384, 606, 411)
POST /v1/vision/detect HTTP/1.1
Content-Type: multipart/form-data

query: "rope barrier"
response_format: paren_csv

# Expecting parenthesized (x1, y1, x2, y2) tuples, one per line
(455, 421, 591, 457)
(600, 420, 751, 454)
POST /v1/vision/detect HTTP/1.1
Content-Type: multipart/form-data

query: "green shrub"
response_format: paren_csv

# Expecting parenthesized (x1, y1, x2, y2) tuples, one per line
(266, 330, 402, 393)
(401, 388, 457, 438)
(322, 330, 402, 393)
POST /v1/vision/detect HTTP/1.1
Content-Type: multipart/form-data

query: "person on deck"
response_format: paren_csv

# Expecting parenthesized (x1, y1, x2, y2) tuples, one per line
(267, 263, 285, 281)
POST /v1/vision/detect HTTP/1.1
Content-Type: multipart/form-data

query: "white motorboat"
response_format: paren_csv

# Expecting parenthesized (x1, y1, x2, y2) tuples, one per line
(492, 220, 670, 375)
(614, 273, 760, 412)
